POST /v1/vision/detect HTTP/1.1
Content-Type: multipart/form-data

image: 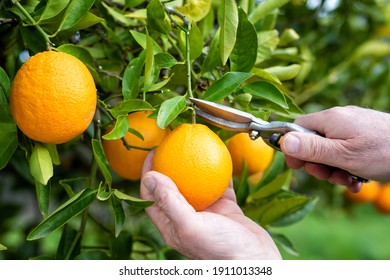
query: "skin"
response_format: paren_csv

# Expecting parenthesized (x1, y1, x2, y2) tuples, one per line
(280, 106, 390, 192)
(140, 151, 282, 260)
(140, 106, 390, 259)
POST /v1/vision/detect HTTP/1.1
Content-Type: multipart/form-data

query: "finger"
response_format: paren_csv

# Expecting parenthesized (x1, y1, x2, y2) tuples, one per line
(284, 155, 305, 169)
(303, 162, 332, 180)
(140, 171, 197, 230)
(328, 170, 362, 192)
(303, 162, 362, 191)
(141, 150, 156, 175)
(280, 132, 347, 169)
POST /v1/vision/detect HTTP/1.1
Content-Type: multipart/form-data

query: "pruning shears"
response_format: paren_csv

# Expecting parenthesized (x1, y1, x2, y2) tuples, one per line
(189, 97, 369, 183)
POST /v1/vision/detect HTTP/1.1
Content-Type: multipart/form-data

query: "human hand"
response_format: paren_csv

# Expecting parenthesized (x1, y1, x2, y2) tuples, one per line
(140, 151, 281, 260)
(280, 106, 390, 191)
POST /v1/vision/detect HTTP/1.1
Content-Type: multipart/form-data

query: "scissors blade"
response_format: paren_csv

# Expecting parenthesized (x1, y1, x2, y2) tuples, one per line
(189, 98, 269, 132)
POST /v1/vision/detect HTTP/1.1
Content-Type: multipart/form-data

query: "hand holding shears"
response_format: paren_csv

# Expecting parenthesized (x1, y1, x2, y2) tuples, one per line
(190, 98, 369, 183)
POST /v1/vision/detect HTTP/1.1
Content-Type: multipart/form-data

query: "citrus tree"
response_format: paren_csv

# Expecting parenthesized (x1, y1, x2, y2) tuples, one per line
(0, 0, 336, 259)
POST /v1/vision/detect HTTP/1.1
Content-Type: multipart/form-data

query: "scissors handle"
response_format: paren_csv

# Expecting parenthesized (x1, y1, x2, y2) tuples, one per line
(259, 123, 370, 184)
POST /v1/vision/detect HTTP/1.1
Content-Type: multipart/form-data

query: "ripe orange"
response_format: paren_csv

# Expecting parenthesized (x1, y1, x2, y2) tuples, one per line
(10, 51, 96, 144)
(344, 180, 382, 203)
(103, 111, 169, 181)
(375, 183, 390, 214)
(227, 132, 274, 176)
(152, 123, 233, 211)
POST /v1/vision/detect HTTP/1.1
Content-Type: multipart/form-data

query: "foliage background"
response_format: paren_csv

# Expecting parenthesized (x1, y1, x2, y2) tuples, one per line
(0, 0, 390, 260)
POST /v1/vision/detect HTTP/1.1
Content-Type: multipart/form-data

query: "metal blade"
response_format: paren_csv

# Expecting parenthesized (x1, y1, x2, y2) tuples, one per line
(193, 106, 251, 131)
(189, 98, 269, 125)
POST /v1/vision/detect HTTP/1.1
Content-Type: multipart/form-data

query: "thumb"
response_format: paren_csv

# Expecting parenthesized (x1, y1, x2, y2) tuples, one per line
(280, 132, 342, 167)
(141, 171, 196, 228)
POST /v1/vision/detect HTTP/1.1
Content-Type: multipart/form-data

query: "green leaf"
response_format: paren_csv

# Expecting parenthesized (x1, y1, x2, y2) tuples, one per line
(56, 0, 95, 33)
(122, 51, 146, 100)
(234, 164, 250, 206)
(271, 232, 298, 256)
(243, 81, 288, 109)
(35, 181, 50, 218)
(102, 115, 129, 140)
(102, 1, 133, 26)
(254, 151, 285, 191)
(271, 197, 317, 227)
(279, 28, 300, 46)
(203, 72, 253, 101)
(156, 96, 187, 128)
(147, 74, 174, 92)
(144, 31, 155, 92)
(350, 40, 390, 61)
(44, 144, 60, 165)
(27, 188, 96, 240)
(154, 53, 177, 69)
(114, 189, 153, 208)
(230, 7, 258, 72)
(91, 139, 112, 187)
(61, 12, 103, 34)
(220, 0, 238, 65)
(0, 67, 10, 104)
(130, 30, 163, 54)
(198, 6, 214, 39)
(249, 0, 290, 24)
(147, 0, 171, 35)
(108, 99, 153, 118)
(256, 30, 280, 63)
(38, 0, 69, 22)
(176, 0, 211, 22)
(56, 226, 81, 260)
(251, 67, 282, 85)
(179, 23, 203, 60)
(109, 231, 133, 260)
(110, 195, 125, 237)
(189, 23, 203, 60)
(201, 29, 222, 73)
(125, 0, 145, 8)
(0, 243, 7, 251)
(29, 143, 53, 185)
(97, 185, 112, 201)
(0, 121, 18, 170)
(57, 44, 95, 67)
(258, 195, 311, 226)
(20, 26, 47, 54)
(248, 169, 292, 201)
(264, 64, 302, 81)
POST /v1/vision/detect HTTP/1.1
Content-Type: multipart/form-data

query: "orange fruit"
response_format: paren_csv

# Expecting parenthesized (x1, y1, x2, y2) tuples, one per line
(10, 51, 96, 144)
(152, 123, 233, 211)
(375, 183, 390, 214)
(344, 180, 382, 203)
(227, 132, 274, 176)
(103, 111, 169, 181)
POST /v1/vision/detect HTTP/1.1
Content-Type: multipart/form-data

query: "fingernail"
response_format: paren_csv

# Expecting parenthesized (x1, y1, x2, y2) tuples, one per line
(283, 134, 301, 154)
(142, 176, 156, 193)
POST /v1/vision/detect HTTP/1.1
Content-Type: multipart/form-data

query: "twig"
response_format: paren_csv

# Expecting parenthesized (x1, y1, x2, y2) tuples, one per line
(11, 0, 53, 50)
